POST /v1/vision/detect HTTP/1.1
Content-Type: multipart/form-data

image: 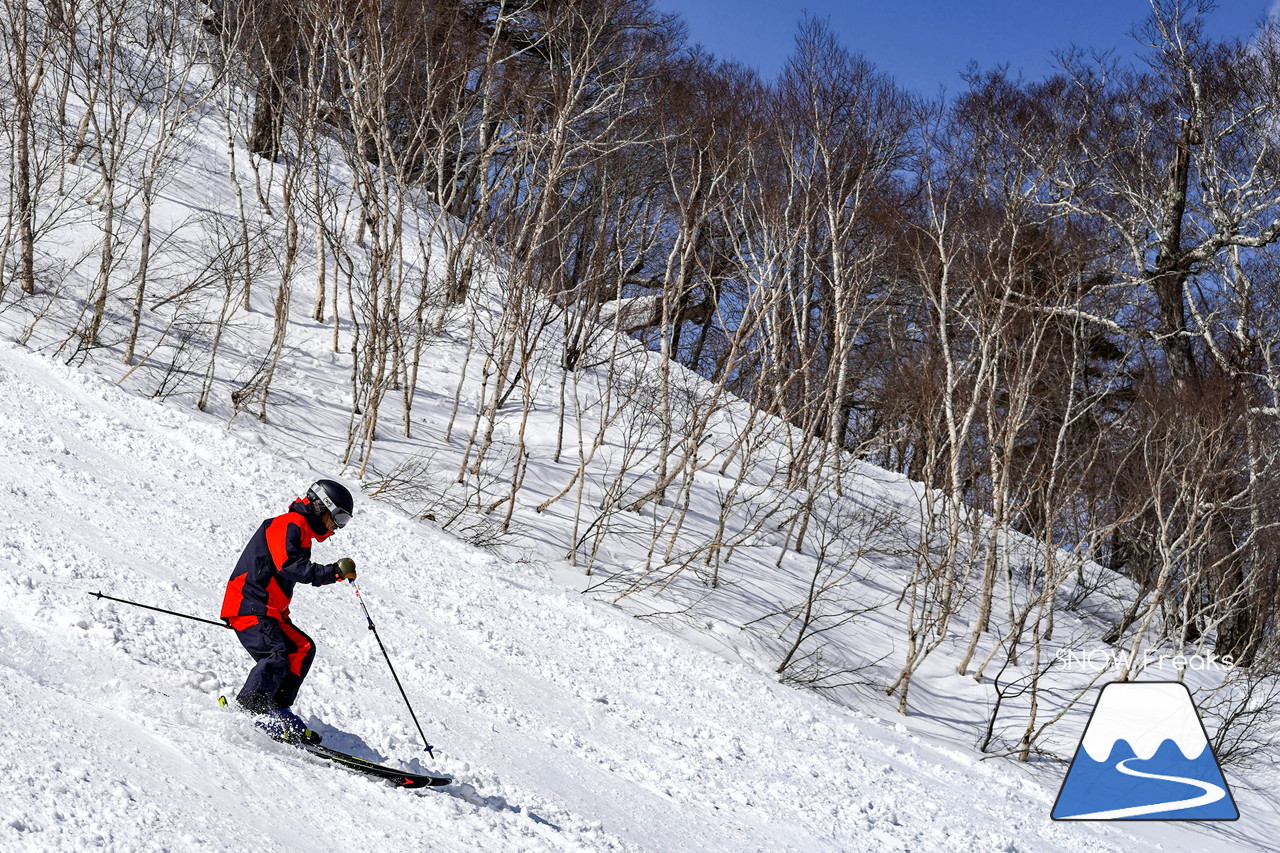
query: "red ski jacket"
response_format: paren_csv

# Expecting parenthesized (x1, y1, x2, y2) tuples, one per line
(220, 498, 342, 622)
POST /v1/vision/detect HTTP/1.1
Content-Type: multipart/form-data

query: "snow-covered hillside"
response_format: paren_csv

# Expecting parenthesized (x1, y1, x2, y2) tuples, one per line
(1, 4, 1278, 850)
(1, 335, 1263, 853)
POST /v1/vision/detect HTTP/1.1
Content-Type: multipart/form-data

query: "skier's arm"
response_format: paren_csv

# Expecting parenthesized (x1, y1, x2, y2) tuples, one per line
(276, 520, 342, 586)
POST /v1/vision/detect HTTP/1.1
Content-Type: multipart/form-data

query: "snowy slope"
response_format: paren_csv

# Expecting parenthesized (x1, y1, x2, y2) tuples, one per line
(0, 337, 1265, 853)
(1, 10, 1276, 848)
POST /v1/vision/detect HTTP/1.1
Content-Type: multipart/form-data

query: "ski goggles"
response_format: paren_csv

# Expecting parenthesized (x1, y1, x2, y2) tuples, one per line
(308, 488, 352, 529)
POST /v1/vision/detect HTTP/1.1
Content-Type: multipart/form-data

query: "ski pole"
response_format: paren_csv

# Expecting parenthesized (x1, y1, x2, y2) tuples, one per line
(348, 580, 435, 757)
(88, 591, 230, 629)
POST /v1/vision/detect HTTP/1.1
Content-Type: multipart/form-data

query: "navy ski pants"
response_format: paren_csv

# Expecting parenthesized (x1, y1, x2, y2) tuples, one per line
(228, 615, 316, 713)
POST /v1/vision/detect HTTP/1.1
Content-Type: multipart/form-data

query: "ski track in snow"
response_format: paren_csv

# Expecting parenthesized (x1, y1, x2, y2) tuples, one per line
(1, 339, 1259, 852)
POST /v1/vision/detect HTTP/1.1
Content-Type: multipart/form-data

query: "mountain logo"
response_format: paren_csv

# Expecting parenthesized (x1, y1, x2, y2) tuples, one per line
(1051, 681, 1239, 821)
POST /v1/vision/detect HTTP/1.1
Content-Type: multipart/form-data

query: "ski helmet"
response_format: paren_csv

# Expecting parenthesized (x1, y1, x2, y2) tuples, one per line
(306, 479, 354, 529)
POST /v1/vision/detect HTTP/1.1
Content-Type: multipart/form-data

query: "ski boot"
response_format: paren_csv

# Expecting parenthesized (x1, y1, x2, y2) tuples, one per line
(259, 707, 323, 745)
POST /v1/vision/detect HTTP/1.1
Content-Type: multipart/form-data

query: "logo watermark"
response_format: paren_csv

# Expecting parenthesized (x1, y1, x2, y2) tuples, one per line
(1055, 648, 1236, 673)
(1052, 682, 1239, 821)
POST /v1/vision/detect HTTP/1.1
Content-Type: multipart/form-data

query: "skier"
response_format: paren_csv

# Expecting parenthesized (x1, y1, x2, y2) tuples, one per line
(221, 479, 357, 742)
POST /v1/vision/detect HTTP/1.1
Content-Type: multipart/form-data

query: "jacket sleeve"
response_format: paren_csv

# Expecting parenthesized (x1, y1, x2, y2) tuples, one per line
(276, 520, 341, 586)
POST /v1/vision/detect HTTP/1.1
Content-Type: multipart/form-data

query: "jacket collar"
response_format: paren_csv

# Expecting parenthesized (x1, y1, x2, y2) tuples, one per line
(289, 497, 334, 541)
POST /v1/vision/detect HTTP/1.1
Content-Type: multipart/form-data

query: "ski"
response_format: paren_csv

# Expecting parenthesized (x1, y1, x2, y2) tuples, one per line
(293, 741, 453, 789)
(219, 696, 451, 789)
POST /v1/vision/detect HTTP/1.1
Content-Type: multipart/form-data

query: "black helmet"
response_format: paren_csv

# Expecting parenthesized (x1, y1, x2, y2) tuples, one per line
(306, 479, 354, 529)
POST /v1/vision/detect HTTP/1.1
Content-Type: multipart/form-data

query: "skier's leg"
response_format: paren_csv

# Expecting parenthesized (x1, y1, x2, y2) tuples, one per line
(229, 616, 291, 713)
(270, 621, 316, 709)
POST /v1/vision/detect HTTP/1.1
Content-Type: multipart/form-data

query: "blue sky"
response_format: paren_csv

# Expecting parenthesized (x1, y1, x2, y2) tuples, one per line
(651, 1, 1278, 95)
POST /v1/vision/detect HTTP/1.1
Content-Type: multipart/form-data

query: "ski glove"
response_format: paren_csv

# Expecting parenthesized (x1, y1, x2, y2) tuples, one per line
(336, 558, 357, 581)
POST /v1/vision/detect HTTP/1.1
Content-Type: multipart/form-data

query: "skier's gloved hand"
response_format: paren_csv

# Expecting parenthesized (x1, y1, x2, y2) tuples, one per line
(336, 558, 357, 581)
